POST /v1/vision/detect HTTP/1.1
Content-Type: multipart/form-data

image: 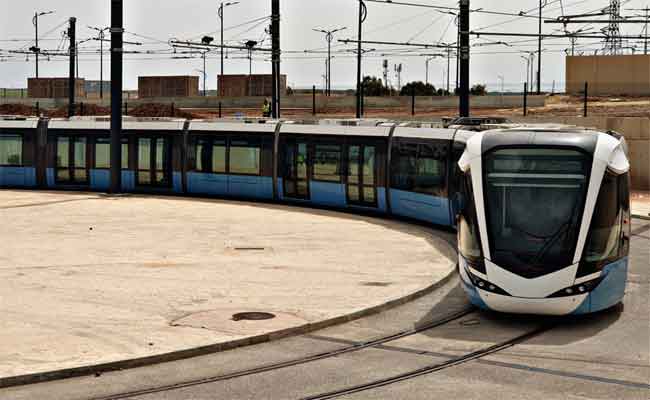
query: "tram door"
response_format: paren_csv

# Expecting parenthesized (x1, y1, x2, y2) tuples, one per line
(56, 136, 88, 184)
(283, 141, 310, 199)
(137, 137, 172, 187)
(347, 144, 377, 207)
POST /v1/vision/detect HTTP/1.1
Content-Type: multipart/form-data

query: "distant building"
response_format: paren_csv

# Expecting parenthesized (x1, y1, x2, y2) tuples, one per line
(218, 74, 287, 97)
(28, 78, 86, 99)
(138, 76, 199, 98)
(566, 55, 650, 96)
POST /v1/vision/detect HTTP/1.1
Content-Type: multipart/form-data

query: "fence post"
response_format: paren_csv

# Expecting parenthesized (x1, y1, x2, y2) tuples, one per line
(171, 102, 175, 116)
(124, 102, 128, 115)
(312, 85, 316, 116)
(21, 88, 24, 98)
(35, 101, 40, 116)
(359, 82, 366, 118)
(80, 102, 84, 116)
(219, 102, 222, 118)
(411, 88, 416, 116)
(583, 82, 588, 117)
(3, 88, 6, 98)
(523, 82, 528, 117)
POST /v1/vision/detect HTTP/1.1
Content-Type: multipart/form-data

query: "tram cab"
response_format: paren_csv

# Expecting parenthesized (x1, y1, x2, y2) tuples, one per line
(456, 128, 631, 315)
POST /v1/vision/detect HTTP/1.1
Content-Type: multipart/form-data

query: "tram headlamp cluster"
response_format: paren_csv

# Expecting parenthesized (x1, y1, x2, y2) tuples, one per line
(547, 276, 604, 298)
(466, 269, 510, 296)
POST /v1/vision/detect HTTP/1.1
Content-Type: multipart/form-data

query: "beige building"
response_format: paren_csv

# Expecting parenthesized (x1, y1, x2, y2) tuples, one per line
(566, 55, 650, 96)
(138, 76, 199, 98)
(28, 78, 86, 99)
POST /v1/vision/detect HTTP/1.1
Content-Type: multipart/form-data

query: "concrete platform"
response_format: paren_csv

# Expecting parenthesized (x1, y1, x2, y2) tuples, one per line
(0, 190, 456, 381)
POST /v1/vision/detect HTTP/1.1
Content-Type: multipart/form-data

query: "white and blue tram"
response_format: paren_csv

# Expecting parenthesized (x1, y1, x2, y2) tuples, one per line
(457, 128, 631, 315)
(0, 117, 630, 315)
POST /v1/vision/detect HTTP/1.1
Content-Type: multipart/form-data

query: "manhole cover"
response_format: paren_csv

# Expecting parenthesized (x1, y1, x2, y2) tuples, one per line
(361, 282, 393, 287)
(232, 312, 276, 321)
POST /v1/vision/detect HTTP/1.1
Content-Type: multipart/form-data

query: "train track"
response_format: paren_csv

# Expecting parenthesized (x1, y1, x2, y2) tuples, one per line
(302, 323, 555, 400)
(91, 306, 475, 400)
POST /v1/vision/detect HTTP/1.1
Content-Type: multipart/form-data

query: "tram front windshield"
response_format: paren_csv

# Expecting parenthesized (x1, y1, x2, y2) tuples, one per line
(484, 148, 590, 278)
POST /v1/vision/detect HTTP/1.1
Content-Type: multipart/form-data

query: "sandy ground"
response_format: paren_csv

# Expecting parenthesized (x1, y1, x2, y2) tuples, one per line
(0, 190, 455, 379)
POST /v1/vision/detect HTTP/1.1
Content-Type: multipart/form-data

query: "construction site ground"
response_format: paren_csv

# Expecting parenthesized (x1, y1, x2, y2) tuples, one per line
(4, 95, 650, 120)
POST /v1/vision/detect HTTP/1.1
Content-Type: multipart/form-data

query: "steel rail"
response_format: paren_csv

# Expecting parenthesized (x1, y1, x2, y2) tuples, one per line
(302, 324, 556, 400)
(90, 306, 474, 400)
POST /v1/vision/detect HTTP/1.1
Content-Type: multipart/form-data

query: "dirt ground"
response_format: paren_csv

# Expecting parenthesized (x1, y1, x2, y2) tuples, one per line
(2, 95, 650, 120)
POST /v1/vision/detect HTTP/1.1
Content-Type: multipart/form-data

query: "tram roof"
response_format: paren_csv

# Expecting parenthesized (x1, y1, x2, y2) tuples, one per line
(0, 116, 39, 129)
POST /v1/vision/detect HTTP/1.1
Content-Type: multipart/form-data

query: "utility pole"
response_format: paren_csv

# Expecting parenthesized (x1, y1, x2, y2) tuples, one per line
(89, 26, 108, 99)
(271, 0, 281, 118)
(218, 2, 240, 97)
(520, 55, 530, 88)
(244, 40, 257, 96)
(382, 59, 390, 91)
(356, 0, 367, 119)
(110, 0, 123, 194)
(68, 17, 76, 118)
(459, 0, 470, 117)
(638, 6, 650, 54)
(32, 11, 54, 79)
(446, 46, 452, 94)
(34, 12, 39, 79)
(425, 57, 435, 86)
(313, 27, 346, 96)
(203, 51, 207, 96)
(537, 0, 543, 94)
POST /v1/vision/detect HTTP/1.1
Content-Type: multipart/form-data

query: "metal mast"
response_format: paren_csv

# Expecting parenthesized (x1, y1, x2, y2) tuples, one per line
(604, 0, 623, 55)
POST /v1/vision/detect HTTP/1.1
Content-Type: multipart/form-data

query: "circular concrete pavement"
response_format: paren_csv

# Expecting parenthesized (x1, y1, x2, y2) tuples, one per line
(0, 190, 456, 381)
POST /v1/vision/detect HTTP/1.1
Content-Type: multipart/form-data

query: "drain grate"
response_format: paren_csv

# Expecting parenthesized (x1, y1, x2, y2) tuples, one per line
(232, 312, 276, 321)
(234, 247, 266, 251)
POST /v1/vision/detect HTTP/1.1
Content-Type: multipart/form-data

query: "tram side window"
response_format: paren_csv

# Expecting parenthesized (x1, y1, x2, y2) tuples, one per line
(583, 172, 627, 265)
(391, 142, 446, 196)
(0, 134, 22, 165)
(230, 138, 261, 175)
(94, 138, 129, 169)
(194, 138, 228, 174)
(313, 144, 342, 182)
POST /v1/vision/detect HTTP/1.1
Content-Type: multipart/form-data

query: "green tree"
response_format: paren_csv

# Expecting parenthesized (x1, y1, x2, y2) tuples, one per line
(361, 76, 393, 96)
(470, 84, 488, 96)
(400, 81, 436, 96)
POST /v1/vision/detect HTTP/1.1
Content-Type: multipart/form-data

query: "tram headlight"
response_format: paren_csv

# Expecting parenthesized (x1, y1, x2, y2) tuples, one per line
(547, 277, 604, 298)
(465, 269, 510, 296)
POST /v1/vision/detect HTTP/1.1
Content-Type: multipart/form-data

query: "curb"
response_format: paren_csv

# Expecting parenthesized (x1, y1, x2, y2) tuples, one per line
(0, 260, 458, 389)
(632, 214, 650, 221)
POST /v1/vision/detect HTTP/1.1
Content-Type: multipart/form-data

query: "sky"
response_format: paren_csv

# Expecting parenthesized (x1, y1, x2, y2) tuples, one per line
(1, 0, 650, 92)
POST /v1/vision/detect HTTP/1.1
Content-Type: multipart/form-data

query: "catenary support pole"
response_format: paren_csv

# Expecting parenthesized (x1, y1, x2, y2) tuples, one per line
(537, 0, 542, 94)
(271, 0, 281, 119)
(356, 1, 366, 119)
(110, 0, 123, 193)
(100, 30, 104, 99)
(459, 0, 470, 117)
(68, 17, 76, 118)
(34, 12, 39, 78)
(312, 85, 316, 115)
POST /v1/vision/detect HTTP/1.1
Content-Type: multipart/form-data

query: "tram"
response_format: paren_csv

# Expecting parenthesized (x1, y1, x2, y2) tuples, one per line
(0, 116, 630, 315)
(457, 128, 631, 315)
